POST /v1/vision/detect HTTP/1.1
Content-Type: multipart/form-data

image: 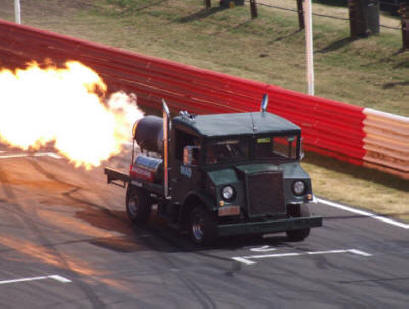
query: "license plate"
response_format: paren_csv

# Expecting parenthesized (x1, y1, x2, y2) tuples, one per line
(218, 206, 240, 217)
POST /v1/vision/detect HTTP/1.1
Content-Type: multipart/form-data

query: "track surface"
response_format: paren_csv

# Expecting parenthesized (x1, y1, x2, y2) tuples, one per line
(0, 145, 408, 308)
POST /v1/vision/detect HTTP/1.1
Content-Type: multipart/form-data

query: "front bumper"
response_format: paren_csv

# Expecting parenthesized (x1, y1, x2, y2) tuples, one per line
(217, 216, 323, 237)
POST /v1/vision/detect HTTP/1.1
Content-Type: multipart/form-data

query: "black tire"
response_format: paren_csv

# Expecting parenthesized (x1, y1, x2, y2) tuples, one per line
(189, 206, 217, 246)
(126, 186, 151, 224)
(286, 204, 311, 242)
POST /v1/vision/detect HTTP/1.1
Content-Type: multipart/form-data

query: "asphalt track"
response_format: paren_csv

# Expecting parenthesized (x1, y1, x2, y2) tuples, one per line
(0, 144, 408, 308)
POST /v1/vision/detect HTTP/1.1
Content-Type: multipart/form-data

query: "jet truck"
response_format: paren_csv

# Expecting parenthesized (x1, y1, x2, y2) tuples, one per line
(104, 96, 322, 245)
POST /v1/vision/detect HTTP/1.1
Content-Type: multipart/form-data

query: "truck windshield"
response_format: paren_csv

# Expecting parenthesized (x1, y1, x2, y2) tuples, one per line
(206, 139, 249, 164)
(255, 136, 298, 161)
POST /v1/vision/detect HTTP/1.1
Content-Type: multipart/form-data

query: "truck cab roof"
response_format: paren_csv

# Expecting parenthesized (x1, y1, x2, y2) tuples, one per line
(172, 112, 301, 138)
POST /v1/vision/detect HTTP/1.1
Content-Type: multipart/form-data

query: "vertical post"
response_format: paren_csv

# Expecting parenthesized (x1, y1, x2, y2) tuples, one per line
(297, 0, 304, 30)
(250, 0, 258, 19)
(14, 0, 21, 24)
(367, 0, 379, 35)
(303, 0, 314, 96)
(400, 3, 409, 50)
(162, 99, 170, 199)
(348, 0, 368, 38)
(204, 0, 211, 10)
(348, 0, 358, 37)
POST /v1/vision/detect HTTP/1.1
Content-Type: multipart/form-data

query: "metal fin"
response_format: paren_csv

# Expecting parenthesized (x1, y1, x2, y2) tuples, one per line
(260, 94, 269, 112)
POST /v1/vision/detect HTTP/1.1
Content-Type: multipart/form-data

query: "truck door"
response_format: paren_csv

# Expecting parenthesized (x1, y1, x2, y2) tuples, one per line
(170, 130, 201, 202)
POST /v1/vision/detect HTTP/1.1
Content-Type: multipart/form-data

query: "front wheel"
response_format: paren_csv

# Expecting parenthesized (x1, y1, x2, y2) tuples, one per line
(286, 204, 311, 242)
(126, 186, 151, 224)
(189, 206, 217, 246)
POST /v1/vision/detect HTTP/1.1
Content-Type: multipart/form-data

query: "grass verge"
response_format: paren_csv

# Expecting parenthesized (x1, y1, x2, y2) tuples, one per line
(303, 153, 409, 223)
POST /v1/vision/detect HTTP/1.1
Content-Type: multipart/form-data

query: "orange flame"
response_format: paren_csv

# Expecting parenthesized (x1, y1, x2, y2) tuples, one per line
(0, 61, 143, 169)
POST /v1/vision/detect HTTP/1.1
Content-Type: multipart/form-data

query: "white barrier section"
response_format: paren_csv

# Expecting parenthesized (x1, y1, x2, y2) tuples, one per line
(363, 108, 409, 179)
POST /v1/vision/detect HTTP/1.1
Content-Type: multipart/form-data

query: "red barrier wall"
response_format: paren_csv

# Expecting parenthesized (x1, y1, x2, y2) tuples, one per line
(0, 19, 366, 165)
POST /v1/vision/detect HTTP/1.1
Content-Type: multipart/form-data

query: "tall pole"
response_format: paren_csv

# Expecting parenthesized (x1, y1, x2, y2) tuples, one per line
(14, 0, 21, 24)
(303, 0, 314, 96)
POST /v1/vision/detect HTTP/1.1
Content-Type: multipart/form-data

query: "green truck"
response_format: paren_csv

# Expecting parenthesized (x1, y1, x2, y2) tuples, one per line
(105, 96, 322, 245)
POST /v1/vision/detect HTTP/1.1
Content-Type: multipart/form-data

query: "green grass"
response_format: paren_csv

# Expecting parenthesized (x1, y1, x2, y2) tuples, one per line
(0, 0, 407, 222)
(302, 153, 409, 223)
(84, 0, 409, 115)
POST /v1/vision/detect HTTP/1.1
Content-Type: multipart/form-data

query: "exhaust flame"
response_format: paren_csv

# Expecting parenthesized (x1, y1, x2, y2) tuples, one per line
(0, 61, 143, 169)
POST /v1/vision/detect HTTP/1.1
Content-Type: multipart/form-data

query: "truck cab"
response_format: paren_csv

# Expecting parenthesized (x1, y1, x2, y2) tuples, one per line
(105, 98, 322, 245)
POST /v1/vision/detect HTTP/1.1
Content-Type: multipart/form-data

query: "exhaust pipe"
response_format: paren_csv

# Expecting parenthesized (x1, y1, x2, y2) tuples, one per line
(162, 99, 170, 199)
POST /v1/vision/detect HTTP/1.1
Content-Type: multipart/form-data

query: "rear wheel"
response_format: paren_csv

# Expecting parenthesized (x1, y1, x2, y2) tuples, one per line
(126, 186, 151, 224)
(189, 206, 217, 246)
(286, 204, 311, 242)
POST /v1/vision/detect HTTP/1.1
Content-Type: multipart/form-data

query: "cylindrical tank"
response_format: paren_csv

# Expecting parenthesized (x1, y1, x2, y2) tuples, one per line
(133, 115, 163, 153)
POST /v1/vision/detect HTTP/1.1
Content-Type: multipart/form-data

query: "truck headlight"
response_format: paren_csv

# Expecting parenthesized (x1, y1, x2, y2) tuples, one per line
(292, 180, 306, 196)
(221, 185, 235, 201)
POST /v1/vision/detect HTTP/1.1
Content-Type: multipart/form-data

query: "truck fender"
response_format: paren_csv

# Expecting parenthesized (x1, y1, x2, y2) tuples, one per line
(179, 191, 216, 226)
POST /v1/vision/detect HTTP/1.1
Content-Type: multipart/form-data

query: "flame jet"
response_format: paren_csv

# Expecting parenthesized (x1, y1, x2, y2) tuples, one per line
(0, 61, 144, 169)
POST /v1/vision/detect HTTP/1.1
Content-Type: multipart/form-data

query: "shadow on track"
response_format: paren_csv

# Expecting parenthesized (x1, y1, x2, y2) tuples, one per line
(75, 202, 290, 255)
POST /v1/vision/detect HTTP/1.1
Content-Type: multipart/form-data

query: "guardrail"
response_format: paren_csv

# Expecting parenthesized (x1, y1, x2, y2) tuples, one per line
(0, 19, 407, 179)
(363, 109, 409, 179)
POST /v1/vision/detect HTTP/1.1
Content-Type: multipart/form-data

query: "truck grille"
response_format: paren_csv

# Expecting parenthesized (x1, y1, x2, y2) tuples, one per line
(246, 171, 285, 217)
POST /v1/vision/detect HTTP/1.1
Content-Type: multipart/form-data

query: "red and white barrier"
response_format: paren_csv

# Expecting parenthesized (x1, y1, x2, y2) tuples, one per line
(363, 109, 409, 179)
(0, 19, 407, 179)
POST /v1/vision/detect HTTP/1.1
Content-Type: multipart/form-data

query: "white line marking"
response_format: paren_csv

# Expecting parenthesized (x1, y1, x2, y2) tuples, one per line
(249, 245, 277, 252)
(48, 275, 72, 283)
(247, 252, 302, 259)
(306, 249, 347, 255)
(0, 152, 62, 160)
(0, 275, 71, 285)
(34, 152, 62, 159)
(232, 257, 256, 265)
(317, 198, 409, 230)
(232, 249, 372, 265)
(0, 154, 29, 159)
(348, 249, 373, 257)
(0, 276, 48, 285)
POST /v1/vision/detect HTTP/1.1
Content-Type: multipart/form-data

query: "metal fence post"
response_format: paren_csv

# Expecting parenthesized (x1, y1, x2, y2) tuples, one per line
(250, 0, 258, 19)
(399, 3, 409, 50)
(367, 0, 379, 35)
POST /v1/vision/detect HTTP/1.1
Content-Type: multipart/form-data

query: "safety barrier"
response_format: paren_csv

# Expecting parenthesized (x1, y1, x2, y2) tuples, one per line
(0, 19, 407, 179)
(363, 109, 409, 179)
